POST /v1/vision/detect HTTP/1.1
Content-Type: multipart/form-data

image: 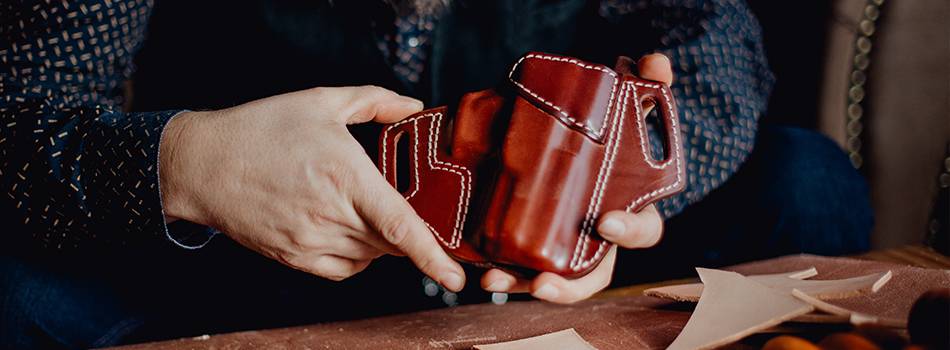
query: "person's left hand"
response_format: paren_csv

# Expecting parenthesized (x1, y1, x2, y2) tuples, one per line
(480, 53, 673, 304)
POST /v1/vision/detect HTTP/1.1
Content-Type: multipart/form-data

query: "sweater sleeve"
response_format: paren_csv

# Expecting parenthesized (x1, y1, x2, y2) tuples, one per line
(0, 0, 215, 250)
(600, 0, 775, 218)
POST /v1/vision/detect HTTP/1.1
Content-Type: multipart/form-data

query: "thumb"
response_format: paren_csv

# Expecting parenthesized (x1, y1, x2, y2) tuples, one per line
(322, 85, 423, 125)
(637, 53, 674, 85)
(351, 162, 466, 292)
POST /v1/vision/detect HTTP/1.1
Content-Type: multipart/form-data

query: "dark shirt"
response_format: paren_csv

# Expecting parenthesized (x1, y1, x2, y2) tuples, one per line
(0, 0, 773, 251)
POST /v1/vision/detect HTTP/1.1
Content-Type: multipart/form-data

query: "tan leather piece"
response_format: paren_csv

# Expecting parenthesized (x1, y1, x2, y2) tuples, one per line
(378, 52, 685, 277)
(665, 268, 817, 350)
(473, 328, 598, 350)
(645, 270, 891, 302)
(790, 289, 905, 328)
(111, 255, 950, 350)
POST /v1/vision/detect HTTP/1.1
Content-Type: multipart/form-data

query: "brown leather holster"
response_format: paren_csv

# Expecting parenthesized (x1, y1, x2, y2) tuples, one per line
(378, 52, 685, 277)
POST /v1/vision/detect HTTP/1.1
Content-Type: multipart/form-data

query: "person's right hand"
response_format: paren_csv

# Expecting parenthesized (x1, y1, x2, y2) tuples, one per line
(157, 86, 466, 291)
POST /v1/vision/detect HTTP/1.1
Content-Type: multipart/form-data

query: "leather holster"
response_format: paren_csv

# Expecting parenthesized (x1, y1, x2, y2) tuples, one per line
(378, 52, 685, 277)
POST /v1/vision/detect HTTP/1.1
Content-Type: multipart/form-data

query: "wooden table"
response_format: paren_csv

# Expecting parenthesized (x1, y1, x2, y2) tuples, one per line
(595, 245, 950, 299)
(117, 245, 950, 349)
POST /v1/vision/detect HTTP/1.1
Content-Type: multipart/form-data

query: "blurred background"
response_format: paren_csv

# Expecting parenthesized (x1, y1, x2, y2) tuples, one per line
(745, 0, 948, 254)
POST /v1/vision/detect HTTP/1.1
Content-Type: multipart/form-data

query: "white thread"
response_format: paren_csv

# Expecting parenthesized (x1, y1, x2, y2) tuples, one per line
(634, 81, 673, 170)
(428, 113, 473, 248)
(623, 84, 683, 212)
(406, 122, 421, 199)
(381, 113, 472, 249)
(381, 116, 416, 179)
(508, 53, 618, 139)
(570, 82, 629, 270)
(570, 82, 684, 271)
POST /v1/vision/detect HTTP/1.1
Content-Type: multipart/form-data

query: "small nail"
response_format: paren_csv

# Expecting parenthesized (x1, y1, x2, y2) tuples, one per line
(598, 218, 626, 237)
(486, 279, 511, 292)
(442, 272, 464, 292)
(534, 284, 559, 300)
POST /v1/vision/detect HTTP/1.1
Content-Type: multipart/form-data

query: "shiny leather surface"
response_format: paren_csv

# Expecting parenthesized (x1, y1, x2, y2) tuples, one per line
(378, 52, 685, 277)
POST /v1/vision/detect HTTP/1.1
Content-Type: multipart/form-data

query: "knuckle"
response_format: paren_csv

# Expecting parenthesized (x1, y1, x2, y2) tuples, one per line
(379, 213, 415, 247)
(313, 256, 355, 282)
(413, 253, 439, 275)
(288, 229, 324, 252)
(276, 250, 308, 271)
(307, 86, 332, 100)
(322, 159, 356, 188)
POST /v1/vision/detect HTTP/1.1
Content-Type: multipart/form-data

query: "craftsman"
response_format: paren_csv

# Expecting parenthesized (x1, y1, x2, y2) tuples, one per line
(0, 0, 872, 348)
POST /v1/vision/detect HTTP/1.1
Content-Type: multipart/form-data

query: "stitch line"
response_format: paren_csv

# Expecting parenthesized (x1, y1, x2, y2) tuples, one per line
(508, 53, 618, 139)
(428, 113, 473, 247)
(405, 121, 421, 199)
(633, 81, 672, 170)
(381, 116, 418, 180)
(572, 81, 684, 270)
(381, 113, 473, 248)
(571, 82, 631, 270)
(622, 84, 682, 212)
(382, 118, 421, 198)
(569, 82, 628, 269)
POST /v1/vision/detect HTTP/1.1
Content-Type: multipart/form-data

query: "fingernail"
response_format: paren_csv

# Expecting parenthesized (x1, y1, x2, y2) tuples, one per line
(486, 279, 511, 292)
(534, 284, 559, 300)
(442, 272, 464, 292)
(598, 218, 626, 237)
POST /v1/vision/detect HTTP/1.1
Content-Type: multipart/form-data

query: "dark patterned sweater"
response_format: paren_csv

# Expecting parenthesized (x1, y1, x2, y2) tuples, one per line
(0, 0, 773, 251)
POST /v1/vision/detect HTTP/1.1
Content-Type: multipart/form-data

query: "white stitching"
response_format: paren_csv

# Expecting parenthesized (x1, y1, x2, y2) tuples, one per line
(380, 123, 423, 199)
(381, 113, 472, 248)
(570, 82, 629, 270)
(405, 122, 421, 199)
(634, 81, 673, 170)
(380, 79, 680, 271)
(508, 53, 618, 139)
(428, 113, 473, 248)
(570, 81, 684, 271)
(623, 84, 683, 212)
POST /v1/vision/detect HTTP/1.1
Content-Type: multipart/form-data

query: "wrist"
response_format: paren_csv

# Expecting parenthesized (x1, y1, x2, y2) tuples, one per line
(159, 110, 206, 223)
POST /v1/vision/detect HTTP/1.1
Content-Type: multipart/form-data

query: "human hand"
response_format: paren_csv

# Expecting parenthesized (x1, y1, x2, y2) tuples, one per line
(158, 86, 466, 290)
(481, 53, 674, 303)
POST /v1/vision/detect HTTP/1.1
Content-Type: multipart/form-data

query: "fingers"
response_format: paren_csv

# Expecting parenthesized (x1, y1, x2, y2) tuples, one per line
(596, 204, 663, 249)
(351, 231, 405, 257)
(637, 53, 674, 85)
(310, 85, 423, 124)
(352, 170, 466, 292)
(480, 245, 614, 304)
(481, 268, 531, 293)
(531, 246, 616, 303)
(481, 246, 619, 304)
